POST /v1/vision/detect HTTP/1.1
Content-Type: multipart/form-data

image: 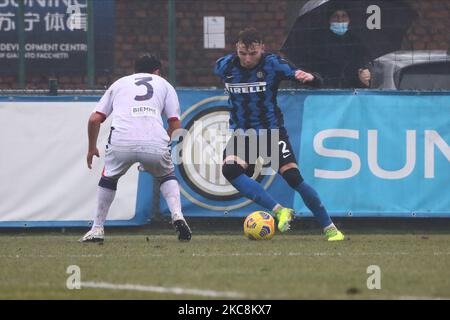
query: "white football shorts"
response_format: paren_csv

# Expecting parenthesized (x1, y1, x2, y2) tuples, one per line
(102, 144, 174, 180)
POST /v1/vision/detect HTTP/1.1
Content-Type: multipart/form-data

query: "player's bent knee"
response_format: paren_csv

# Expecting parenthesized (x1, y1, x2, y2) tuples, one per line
(279, 162, 298, 174)
(222, 162, 246, 181)
(245, 164, 256, 178)
(159, 173, 178, 186)
(282, 168, 304, 189)
(98, 176, 118, 191)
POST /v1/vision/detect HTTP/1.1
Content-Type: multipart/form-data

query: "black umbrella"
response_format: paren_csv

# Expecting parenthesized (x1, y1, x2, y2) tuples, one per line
(281, 0, 417, 65)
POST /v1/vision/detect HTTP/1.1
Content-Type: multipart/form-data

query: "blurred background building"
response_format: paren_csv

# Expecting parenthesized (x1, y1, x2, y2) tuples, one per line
(0, 0, 449, 90)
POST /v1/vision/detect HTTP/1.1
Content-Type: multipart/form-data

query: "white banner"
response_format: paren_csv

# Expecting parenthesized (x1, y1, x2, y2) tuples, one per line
(0, 101, 139, 224)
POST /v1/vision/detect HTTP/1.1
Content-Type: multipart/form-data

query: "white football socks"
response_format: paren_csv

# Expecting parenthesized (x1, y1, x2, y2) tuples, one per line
(160, 179, 184, 222)
(93, 186, 116, 228)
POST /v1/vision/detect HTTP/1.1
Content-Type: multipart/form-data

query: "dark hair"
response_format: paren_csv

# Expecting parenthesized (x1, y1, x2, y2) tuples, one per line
(237, 28, 263, 47)
(135, 53, 161, 73)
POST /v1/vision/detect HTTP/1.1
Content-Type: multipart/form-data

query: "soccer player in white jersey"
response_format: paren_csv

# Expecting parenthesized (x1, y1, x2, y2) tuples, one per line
(79, 53, 192, 243)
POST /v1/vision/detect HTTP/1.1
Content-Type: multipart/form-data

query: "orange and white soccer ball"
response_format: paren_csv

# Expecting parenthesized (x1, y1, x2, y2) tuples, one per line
(243, 211, 275, 240)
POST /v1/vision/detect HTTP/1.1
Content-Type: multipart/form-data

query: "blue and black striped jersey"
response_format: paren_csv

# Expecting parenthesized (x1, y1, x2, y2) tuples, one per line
(214, 53, 299, 130)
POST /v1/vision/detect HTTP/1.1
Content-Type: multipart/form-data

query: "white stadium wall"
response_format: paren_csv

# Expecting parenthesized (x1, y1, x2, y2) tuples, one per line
(0, 98, 142, 227)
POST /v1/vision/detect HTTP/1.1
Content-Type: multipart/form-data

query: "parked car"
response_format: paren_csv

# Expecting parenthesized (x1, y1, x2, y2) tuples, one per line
(371, 50, 450, 90)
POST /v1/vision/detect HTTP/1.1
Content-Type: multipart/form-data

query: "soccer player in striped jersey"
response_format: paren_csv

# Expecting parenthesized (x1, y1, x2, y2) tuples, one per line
(215, 28, 344, 241)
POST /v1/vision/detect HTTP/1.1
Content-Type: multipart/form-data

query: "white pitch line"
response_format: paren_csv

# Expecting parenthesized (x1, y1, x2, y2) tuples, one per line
(433, 252, 450, 256)
(81, 281, 248, 299)
(0, 254, 104, 259)
(2, 252, 449, 260)
(3, 251, 449, 259)
(191, 251, 414, 257)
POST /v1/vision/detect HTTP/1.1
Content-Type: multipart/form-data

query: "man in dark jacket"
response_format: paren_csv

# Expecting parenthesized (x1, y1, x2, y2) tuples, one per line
(305, 6, 372, 89)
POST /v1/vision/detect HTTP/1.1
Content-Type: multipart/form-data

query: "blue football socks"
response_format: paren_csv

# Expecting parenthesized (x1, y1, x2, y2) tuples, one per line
(231, 174, 278, 211)
(295, 182, 332, 228)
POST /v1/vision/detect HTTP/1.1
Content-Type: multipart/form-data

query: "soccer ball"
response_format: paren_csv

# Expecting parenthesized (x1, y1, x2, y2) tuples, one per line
(243, 211, 275, 240)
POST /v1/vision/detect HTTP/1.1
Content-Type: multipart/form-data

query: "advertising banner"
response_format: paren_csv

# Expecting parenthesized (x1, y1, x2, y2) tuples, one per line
(0, 0, 114, 75)
(154, 90, 450, 218)
(0, 96, 145, 227)
(1, 90, 449, 227)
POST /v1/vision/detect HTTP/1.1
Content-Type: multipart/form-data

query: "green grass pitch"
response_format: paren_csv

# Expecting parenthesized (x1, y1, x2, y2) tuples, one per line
(1, 228, 449, 300)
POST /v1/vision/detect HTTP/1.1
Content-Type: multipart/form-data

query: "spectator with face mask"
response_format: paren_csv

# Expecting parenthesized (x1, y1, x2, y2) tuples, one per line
(303, 5, 372, 89)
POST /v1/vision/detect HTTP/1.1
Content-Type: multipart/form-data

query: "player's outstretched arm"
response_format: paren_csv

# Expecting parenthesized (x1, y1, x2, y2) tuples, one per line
(295, 70, 323, 87)
(295, 70, 315, 83)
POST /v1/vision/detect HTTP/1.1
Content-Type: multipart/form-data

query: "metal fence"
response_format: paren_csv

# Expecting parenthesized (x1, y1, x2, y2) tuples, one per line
(1, 0, 450, 91)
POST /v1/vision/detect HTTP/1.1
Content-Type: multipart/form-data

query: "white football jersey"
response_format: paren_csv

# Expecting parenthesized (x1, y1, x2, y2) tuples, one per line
(94, 73, 180, 147)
